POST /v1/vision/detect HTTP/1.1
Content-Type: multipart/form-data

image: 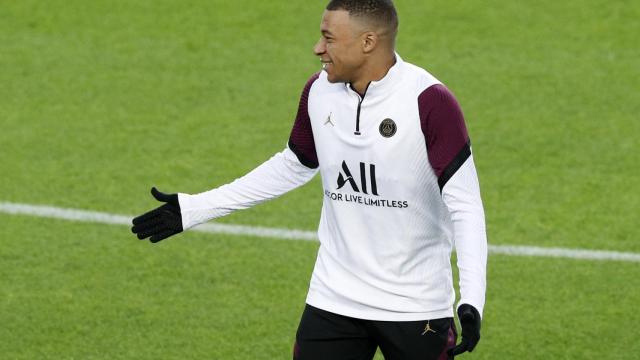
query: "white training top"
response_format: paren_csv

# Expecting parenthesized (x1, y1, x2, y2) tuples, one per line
(178, 54, 487, 321)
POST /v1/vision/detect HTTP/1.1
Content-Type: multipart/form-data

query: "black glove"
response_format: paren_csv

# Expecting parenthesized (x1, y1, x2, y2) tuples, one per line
(131, 187, 183, 243)
(448, 304, 481, 357)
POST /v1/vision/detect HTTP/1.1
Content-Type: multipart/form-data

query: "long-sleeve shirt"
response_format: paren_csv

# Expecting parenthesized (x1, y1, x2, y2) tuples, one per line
(178, 53, 487, 321)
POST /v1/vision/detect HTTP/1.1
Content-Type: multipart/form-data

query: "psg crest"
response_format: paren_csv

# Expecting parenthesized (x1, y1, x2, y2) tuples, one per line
(379, 118, 397, 138)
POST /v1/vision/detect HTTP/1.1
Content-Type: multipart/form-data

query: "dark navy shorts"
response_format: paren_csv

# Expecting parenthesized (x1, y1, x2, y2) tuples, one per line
(293, 304, 457, 360)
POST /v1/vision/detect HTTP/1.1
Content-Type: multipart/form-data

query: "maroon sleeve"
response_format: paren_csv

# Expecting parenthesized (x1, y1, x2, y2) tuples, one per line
(418, 84, 471, 191)
(288, 73, 321, 169)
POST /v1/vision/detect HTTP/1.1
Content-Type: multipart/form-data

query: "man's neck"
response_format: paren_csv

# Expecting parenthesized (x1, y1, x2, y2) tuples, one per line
(350, 52, 396, 96)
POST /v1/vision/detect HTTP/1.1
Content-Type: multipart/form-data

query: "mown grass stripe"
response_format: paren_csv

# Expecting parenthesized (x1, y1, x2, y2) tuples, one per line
(1, 201, 638, 262)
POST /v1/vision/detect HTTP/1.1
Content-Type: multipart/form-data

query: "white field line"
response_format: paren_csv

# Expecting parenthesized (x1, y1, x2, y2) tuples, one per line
(1, 201, 639, 263)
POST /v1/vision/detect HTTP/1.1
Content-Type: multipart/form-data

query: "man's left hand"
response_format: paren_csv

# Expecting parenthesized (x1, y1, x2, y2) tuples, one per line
(448, 304, 481, 357)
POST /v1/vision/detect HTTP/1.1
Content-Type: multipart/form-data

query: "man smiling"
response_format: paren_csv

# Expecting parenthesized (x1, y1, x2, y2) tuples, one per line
(132, 1, 487, 359)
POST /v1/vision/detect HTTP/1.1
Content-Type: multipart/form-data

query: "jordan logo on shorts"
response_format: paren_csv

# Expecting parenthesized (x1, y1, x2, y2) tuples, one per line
(421, 321, 436, 335)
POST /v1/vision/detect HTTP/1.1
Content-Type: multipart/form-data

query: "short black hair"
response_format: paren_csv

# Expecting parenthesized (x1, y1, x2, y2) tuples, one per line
(326, 0, 398, 33)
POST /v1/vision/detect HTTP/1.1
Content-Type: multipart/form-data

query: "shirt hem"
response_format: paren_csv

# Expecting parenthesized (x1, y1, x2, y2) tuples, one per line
(306, 293, 454, 321)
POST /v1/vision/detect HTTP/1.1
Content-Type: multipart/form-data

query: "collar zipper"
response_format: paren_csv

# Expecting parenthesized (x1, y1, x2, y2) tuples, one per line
(351, 82, 371, 136)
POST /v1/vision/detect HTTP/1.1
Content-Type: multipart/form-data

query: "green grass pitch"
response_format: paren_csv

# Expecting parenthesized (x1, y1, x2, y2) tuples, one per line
(1, 0, 639, 358)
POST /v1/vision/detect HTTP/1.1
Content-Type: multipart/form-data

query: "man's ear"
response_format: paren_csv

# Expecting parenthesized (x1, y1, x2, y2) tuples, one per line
(362, 31, 378, 53)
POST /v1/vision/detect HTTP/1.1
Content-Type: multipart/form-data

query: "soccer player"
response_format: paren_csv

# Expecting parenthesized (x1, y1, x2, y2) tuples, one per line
(131, 1, 487, 359)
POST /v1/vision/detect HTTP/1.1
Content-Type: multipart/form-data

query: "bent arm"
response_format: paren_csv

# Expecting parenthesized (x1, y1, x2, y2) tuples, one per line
(178, 146, 318, 230)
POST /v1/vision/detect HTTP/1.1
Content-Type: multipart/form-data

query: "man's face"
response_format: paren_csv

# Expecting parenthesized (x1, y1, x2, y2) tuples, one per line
(314, 10, 366, 83)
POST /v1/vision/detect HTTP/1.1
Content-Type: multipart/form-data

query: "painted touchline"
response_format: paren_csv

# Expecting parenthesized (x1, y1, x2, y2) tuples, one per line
(1, 201, 639, 263)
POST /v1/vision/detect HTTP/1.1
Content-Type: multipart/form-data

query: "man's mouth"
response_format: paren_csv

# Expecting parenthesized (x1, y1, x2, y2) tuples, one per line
(321, 60, 332, 70)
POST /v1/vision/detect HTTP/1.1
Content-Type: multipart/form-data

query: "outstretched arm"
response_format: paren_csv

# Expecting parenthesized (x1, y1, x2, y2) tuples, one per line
(180, 72, 322, 231)
(132, 73, 322, 242)
(179, 146, 318, 230)
(131, 146, 318, 242)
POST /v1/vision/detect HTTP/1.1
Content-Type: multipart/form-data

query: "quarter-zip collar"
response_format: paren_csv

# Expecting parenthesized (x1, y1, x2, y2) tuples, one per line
(344, 53, 404, 136)
(344, 52, 404, 101)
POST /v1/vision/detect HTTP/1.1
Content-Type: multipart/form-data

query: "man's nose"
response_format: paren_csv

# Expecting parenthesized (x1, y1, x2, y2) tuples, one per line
(313, 38, 325, 56)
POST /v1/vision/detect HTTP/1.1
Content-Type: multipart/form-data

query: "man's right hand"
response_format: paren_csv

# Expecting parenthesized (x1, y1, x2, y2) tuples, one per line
(131, 187, 183, 243)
